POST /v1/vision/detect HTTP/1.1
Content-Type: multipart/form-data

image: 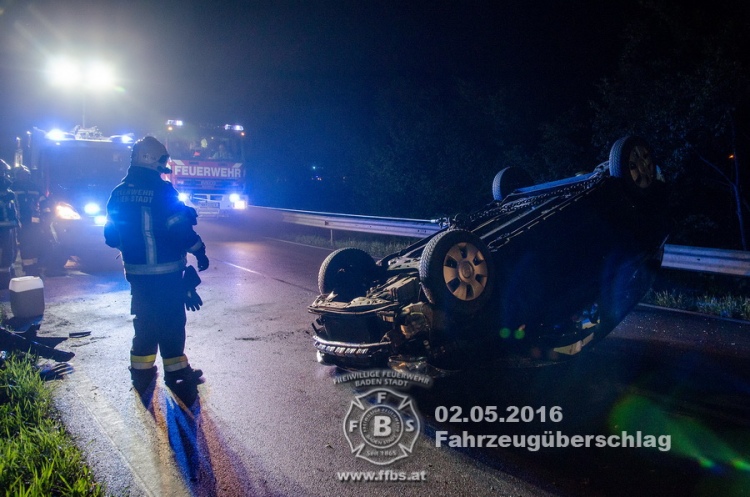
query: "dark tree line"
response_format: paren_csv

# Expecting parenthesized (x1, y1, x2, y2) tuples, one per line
(590, 0, 750, 250)
(347, 79, 516, 218)
(339, 0, 750, 250)
(249, 0, 749, 250)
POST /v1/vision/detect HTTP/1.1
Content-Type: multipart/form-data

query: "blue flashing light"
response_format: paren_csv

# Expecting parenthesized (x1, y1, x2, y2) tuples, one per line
(84, 202, 101, 215)
(46, 129, 69, 141)
(110, 134, 135, 144)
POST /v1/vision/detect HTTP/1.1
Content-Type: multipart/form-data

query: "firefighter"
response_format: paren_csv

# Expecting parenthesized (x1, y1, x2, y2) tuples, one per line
(10, 165, 46, 276)
(104, 136, 209, 398)
(0, 162, 19, 287)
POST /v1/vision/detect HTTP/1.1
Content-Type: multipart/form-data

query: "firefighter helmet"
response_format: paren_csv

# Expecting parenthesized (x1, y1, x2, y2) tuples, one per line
(0, 160, 12, 190)
(13, 165, 31, 181)
(131, 136, 171, 173)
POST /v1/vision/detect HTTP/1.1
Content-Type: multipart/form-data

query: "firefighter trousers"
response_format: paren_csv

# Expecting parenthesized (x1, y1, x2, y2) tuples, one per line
(18, 222, 44, 274)
(127, 271, 190, 373)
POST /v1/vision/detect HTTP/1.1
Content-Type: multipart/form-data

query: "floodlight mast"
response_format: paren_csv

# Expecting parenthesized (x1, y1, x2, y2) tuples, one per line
(46, 58, 116, 128)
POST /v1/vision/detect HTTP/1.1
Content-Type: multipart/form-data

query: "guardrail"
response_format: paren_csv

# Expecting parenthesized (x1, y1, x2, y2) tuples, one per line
(660, 244, 750, 277)
(246, 205, 442, 239)
(245, 205, 750, 277)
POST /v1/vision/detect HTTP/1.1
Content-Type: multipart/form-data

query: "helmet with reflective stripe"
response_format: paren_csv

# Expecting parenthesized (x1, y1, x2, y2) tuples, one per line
(131, 136, 171, 173)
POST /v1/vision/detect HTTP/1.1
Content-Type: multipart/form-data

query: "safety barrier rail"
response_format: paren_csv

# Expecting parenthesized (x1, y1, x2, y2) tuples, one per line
(660, 244, 750, 277)
(245, 205, 750, 277)
(246, 205, 442, 238)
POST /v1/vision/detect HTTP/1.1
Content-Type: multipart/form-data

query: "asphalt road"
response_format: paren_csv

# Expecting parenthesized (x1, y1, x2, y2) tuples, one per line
(7, 216, 750, 497)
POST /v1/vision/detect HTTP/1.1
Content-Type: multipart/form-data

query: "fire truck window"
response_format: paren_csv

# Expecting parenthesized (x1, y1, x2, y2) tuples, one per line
(43, 144, 129, 193)
(210, 143, 235, 161)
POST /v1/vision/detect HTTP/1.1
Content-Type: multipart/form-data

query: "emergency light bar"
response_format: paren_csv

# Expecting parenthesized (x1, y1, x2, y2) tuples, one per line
(46, 129, 73, 141)
(110, 134, 134, 144)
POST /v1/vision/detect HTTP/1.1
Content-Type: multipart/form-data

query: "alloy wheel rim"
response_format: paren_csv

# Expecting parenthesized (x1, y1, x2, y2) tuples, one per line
(442, 242, 489, 301)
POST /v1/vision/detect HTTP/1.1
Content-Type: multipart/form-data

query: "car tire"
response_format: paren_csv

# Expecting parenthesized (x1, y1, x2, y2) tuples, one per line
(492, 167, 534, 201)
(609, 136, 657, 194)
(419, 229, 494, 315)
(318, 247, 378, 300)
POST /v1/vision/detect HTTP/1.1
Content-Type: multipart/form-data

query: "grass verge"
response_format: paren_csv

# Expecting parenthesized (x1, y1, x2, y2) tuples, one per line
(643, 289, 750, 321)
(0, 353, 105, 496)
(645, 269, 750, 321)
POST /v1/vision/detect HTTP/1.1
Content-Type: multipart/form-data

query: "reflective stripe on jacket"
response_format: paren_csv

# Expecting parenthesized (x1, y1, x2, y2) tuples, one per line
(105, 166, 203, 276)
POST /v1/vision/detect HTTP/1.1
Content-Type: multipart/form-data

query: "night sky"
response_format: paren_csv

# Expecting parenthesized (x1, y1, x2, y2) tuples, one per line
(0, 0, 634, 163)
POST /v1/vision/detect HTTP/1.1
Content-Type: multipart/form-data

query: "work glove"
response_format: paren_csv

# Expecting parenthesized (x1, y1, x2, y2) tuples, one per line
(185, 288, 203, 311)
(183, 265, 203, 311)
(195, 245, 210, 271)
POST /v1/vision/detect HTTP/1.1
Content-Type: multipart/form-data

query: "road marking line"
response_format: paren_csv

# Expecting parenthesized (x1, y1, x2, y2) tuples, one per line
(218, 260, 318, 293)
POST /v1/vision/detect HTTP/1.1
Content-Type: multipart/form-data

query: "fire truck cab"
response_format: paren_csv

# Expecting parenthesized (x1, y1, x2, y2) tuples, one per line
(160, 120, 249, 216)
(24, 126, 133, 267)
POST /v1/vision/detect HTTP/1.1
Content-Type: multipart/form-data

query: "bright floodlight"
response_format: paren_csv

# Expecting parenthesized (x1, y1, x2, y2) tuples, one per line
(48, 58, 81, 87)
(85, 62, 115, 90)
(47, 58, 116, 90)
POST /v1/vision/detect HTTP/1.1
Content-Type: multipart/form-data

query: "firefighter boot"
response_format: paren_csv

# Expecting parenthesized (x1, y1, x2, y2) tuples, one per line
(130, 366, 157, 392)
(164, 366, 203, 389)
(164, 366, 202, 406)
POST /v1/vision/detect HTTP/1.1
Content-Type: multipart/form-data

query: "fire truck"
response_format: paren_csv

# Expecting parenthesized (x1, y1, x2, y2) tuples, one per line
(159, 120, 249, 216)
(23, 126, 133, 266)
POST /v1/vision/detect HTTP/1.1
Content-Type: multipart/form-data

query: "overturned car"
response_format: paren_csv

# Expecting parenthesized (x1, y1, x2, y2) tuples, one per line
(309, 136, 671, 375)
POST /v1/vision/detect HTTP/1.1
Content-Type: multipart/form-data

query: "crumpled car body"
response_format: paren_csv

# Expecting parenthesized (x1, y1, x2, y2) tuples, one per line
(308, 136, 671, 376)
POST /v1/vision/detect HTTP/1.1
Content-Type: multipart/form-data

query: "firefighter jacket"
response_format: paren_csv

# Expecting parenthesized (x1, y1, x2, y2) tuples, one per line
(105, 166, 204, 276)
(11, 178, 44, 225)
(0, 189, 19, 229)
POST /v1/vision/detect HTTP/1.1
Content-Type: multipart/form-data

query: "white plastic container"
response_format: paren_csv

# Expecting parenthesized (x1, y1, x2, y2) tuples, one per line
(9, 276, 45, 319)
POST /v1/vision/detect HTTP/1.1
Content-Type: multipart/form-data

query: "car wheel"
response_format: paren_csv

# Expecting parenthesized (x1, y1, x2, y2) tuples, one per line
(492, 167, 534, 201)
(609, 136, 656, 193)
(318, 247, 378, 300)
(419, 229, 494, 315)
